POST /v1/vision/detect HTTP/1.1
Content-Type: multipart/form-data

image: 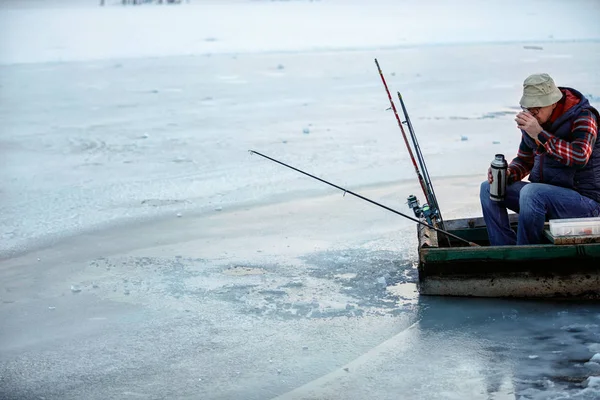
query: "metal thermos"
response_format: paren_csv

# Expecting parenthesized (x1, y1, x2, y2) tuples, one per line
(490, 154, 508, 202)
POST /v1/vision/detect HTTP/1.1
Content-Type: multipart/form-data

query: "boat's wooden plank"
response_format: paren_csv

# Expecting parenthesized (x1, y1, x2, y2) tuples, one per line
(443, 214, 519, 231)
(419, 257, 600, 279)
(418, 254, 600, 298)
(443, 227, 489, 244)
(420, 243, 600, 263)
(418, 274, 600, 298)
(417, 223, 438, 248)
(544, 229, 600, 245)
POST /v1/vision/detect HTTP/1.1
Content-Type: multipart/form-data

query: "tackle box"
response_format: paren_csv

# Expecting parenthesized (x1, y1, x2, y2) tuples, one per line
(549, 217, 600, 237)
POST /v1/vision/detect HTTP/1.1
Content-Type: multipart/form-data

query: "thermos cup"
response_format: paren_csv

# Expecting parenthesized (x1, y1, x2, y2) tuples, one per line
(490, 154, 508, 202)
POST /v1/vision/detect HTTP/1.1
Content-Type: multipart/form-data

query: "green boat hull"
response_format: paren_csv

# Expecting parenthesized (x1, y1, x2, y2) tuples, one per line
(417, 216, 600, 299)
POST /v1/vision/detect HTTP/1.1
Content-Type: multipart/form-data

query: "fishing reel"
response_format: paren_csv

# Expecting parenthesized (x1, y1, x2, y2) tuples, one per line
(406, 194, 436, 226)
(407, 195, 421, 218)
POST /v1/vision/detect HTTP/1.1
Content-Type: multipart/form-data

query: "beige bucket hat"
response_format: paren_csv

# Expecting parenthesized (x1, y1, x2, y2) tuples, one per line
(519, 73, 563, 108)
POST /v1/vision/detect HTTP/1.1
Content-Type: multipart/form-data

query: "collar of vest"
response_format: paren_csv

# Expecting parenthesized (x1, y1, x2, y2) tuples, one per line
(547, 87, 591, 129)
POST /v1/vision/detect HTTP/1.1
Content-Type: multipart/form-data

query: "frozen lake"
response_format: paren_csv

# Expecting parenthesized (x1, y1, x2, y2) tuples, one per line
(1, 0, 600, 256)
(1, 1, 600, 399)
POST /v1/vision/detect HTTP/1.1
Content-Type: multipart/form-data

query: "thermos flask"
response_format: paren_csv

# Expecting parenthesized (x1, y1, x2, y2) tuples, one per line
(490, 154, 508, 202)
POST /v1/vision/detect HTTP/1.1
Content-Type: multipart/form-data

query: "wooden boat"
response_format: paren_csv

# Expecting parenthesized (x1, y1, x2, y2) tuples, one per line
(417, 214, 600, 299)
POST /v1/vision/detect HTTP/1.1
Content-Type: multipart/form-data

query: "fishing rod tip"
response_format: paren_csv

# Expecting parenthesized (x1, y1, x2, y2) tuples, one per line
(248, 150, 255, 155)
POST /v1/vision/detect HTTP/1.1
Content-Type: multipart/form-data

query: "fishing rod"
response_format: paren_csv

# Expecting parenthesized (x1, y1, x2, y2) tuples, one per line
(249, 150, 477, 246)
(374, 59, 443, 229)
(374, 58, 429, 205)
(397, 91, 444, 228)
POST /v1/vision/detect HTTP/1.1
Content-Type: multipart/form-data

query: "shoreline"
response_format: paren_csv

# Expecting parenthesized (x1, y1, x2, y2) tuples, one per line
(2, 38, 599, 67)
(2, 0, 599, 65)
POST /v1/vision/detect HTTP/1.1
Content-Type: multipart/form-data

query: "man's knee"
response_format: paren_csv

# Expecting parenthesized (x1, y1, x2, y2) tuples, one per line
(519, 183, 548, 210)
(480, 181, 494, 208)
(480, 180, 490, 200)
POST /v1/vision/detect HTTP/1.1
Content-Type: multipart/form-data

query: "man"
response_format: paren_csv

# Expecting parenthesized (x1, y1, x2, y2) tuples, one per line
(480, 73, 600, 245)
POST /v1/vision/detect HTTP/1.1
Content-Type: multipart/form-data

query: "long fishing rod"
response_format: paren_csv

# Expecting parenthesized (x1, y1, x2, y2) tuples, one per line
(374, 58, 429, 204)
(249, 150, 476, 246)
(397, 91, 444, 227)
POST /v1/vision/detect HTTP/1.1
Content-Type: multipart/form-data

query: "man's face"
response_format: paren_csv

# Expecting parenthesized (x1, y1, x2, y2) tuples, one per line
(521, 103, 556, 124)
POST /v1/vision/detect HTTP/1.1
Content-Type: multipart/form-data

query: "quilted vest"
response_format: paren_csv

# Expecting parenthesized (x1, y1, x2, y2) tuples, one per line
(522, 87, 600, 203)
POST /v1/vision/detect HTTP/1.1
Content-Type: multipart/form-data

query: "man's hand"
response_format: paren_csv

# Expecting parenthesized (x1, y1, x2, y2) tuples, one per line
(515, 111, 543, 140)
(488, 167, 511, 184)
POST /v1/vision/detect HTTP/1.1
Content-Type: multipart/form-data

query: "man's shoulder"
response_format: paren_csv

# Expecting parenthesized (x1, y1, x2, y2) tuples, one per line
(575, 108, 599, 125)
(580, 107, 599, 119)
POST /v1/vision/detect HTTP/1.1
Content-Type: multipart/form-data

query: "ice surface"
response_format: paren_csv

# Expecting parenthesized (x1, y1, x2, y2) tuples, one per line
(2, 0, 599, 256)
(1, 4, 600, 396)
(70, 285, 82, 293)
(587, 376, 600, 388)
(1, 0, 599, 65)
(2, 41, 599, 256)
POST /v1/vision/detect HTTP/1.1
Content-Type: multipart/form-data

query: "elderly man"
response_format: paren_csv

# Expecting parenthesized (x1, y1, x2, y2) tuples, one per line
(480, 73, 600, 245)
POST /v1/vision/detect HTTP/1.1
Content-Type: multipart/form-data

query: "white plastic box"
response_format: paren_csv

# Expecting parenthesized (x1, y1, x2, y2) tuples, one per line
(549, 217, 600, 237)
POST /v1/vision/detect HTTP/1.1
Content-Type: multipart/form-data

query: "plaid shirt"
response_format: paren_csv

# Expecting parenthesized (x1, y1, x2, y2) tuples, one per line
(508, 109, 598, 182)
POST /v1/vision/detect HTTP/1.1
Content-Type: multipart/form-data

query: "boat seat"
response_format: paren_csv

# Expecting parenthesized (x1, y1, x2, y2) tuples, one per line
(544, 229, 600, 245)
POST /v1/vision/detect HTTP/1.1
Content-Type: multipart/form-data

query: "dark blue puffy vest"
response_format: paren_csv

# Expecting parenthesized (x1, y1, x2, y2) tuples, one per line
(522, 87, 600, 203)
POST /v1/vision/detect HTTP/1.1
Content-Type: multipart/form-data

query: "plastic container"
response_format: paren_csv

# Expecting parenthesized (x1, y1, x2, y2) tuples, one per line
(549, 217, 600, 237)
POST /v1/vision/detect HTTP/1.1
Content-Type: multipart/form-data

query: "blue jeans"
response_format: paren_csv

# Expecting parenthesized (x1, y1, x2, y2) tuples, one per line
(480, 181, 600, 245)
